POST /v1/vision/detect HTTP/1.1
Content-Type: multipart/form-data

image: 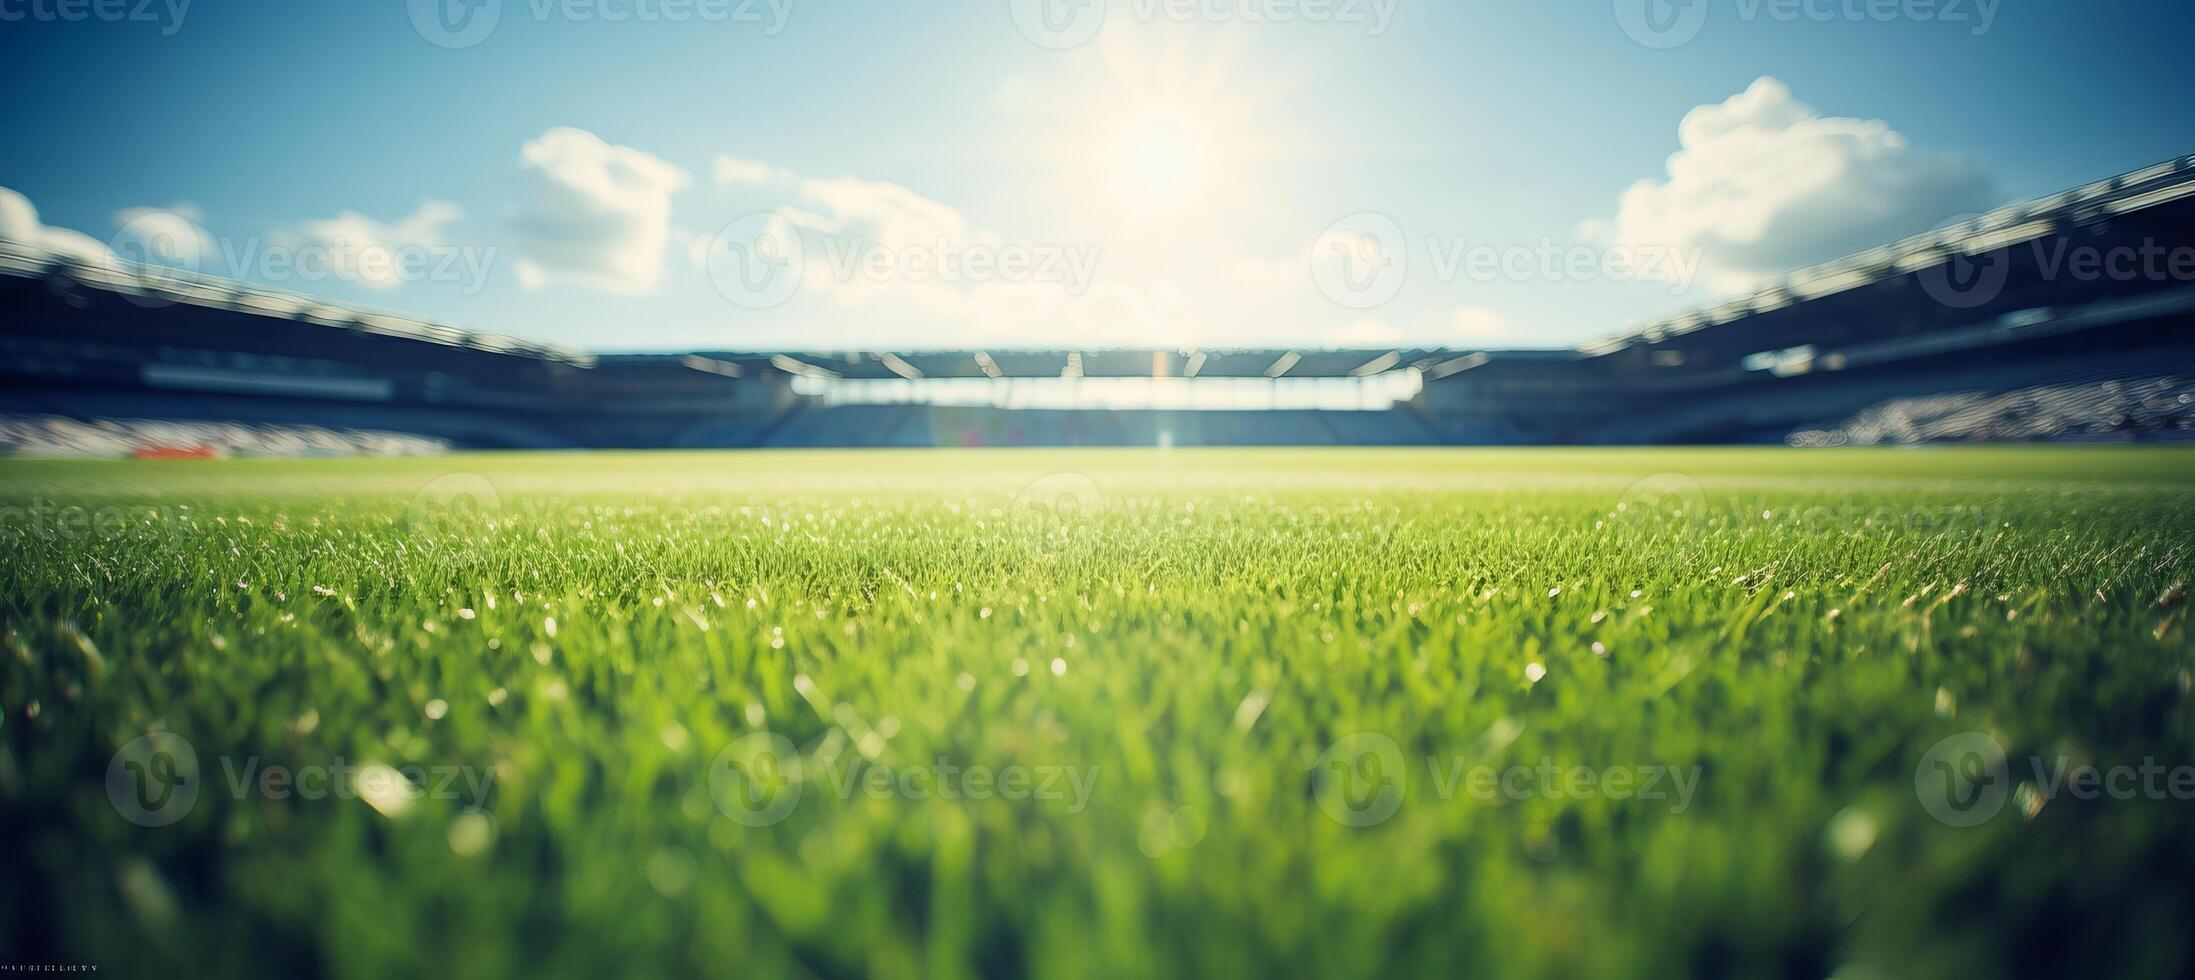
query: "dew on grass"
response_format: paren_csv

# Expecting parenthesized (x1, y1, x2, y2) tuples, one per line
(448, 813, 495, 857)
(646, 848, 697, 897)
(355, 763, 414, 819)
(1826, 808, 1877, 860)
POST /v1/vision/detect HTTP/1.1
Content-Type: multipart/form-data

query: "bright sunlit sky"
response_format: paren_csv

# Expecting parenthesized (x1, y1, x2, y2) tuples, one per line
(2, 1, 2192, 352)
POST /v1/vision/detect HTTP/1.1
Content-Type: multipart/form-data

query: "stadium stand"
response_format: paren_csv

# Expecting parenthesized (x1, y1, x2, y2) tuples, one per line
(2, 155, 2191, 453)
(0, 414, 446, 458)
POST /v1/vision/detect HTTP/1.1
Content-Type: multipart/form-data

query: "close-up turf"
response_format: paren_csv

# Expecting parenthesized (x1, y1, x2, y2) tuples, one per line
(3, 447, 2193, 978)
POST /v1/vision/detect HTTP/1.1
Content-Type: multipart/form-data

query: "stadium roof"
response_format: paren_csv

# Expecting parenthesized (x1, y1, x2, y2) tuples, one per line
(7, 153, 2189, 380)
(1580, 152, 2195, 357)
(0, 240, 1526, 381)
(0, 240, 598, 368)
(674, 348, 1480, 381)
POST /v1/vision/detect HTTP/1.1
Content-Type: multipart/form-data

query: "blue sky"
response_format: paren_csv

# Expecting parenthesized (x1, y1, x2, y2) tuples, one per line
(2, 0, 2191, 352)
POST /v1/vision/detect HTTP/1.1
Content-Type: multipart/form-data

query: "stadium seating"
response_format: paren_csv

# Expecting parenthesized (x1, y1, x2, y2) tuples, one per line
(3, 155, 2192, 454)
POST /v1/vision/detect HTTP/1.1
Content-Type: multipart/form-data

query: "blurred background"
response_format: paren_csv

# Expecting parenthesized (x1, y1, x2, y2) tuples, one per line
(3, 2, 2193, 455)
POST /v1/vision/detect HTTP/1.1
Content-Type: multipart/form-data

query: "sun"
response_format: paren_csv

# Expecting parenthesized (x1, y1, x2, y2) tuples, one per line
(1020, 27, 1297, 274)
(1104, 103, 1218, 214)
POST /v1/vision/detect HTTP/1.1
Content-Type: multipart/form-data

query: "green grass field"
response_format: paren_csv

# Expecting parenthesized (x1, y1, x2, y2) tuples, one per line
(4, 447, 2194, 978)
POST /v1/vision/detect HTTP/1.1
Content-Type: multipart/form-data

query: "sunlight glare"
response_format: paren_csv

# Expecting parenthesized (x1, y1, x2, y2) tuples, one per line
(1107, 105, 1214, 212)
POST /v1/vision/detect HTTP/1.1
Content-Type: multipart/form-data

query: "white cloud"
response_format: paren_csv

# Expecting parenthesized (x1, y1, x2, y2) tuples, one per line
(688, 161, 1158, 344)
(1331, 307, 1513, 348)
(0, 189, 33, 242)
(1229, 256, 1300, 287)
(1333, 317, 1403, 345)
(1443, 306, 1510, 341)
(1590, 77, 1994, 292)
(797, 176, 973, 251)
(711, 155, 793, 187)
(0, 186, 116, 268)
(510, 128, 689, 294)
(113, 203, 215, 272)
(282, 202, 462, 290)
(772, 176, 997, 308)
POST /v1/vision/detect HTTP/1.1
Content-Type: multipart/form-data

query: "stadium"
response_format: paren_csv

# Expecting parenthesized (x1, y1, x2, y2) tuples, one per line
(5, 6, 2195, 980)
(7, 154, 2193, 456)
